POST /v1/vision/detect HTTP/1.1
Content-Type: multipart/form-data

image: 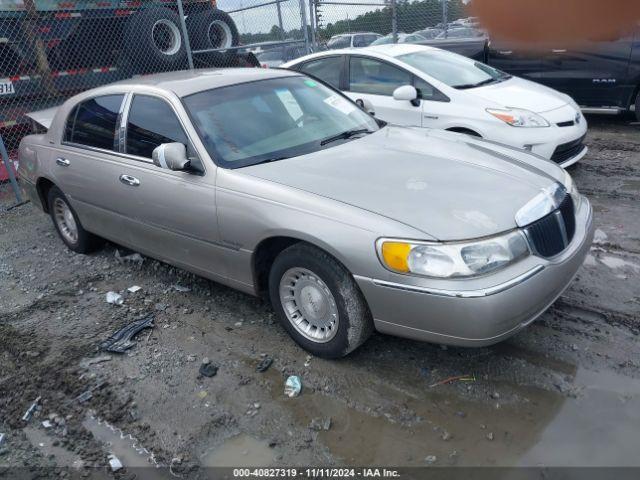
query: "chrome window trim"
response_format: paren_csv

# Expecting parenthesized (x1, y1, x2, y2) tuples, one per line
(359, 265, 545, 299)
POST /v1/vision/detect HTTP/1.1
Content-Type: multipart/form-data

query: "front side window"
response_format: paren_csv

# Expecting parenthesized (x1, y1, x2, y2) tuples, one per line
(349, 56, 412, 96)
(299, 56, 343, 89)
(399, 50, 510, 89)
(183, 76, 379, 169)
(125, 95, 190, 159)
(64, 94, 124, 150)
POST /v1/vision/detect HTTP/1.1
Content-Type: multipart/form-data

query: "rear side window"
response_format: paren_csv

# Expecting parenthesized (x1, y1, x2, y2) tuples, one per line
(327, 36, 350, 49)
(299, 56, 343, 89)
(125, 95, 190, 159)
(64, 95, 124, 151)
(349, 57, 412, 96)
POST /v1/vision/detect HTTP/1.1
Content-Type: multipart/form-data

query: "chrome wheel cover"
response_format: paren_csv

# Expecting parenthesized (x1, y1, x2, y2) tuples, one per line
(279, 267, 339, 343)
(53, 198, 78, 244)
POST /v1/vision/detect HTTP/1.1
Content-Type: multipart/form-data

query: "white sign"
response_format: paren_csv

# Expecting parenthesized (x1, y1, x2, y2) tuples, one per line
(0, 80, 15, 96)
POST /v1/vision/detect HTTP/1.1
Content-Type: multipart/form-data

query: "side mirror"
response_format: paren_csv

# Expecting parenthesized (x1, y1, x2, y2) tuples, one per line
(152, 143, 190, 171)
(393, 85, 419, 104)
(355, 98, 376, 116)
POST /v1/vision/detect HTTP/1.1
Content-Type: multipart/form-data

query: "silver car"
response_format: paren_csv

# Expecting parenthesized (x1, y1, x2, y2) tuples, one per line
(18, 68, 594, 358)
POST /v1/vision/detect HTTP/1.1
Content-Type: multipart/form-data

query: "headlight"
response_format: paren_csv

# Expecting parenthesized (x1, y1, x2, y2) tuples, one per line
(378, 231, 530, 279)
(486, 108, 550, 128)
(563, 170, 582, 210)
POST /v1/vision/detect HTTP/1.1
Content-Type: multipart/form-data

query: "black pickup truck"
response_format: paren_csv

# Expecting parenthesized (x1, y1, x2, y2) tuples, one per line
(421, 31, 640, 121)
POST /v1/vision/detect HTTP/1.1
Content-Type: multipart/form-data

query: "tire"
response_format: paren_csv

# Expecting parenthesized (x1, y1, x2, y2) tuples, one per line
(635, 89, 640, 123)
(48, 186, 102, 254)
(268, 243, 374, 358)
(186, 9, 239, 52)
(123, 7, 188, 73)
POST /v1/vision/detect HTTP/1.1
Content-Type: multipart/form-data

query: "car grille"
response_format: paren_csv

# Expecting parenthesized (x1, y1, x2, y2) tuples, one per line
(525, 194, 576, 257)
(551, 135, 586, 164)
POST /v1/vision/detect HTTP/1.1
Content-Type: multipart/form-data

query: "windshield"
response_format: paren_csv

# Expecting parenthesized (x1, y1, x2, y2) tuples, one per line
(183, 76, 379, 168)
(398, 50, 510, 89)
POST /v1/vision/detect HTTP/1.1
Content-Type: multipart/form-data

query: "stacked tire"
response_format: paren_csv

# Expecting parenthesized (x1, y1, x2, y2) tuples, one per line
(122, 5, 240, 74)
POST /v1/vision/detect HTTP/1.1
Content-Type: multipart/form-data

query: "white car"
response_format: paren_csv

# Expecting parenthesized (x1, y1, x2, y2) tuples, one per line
(283, 44, 588, 167)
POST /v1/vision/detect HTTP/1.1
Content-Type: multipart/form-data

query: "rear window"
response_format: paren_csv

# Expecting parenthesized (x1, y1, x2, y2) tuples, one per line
(64, 95, 124, 151)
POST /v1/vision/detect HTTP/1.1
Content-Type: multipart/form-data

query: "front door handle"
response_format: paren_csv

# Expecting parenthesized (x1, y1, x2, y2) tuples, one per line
(56, 157, 70, 167)
(119, 174, 140, 187)
(552, 49, 567, 53)
(499, 50, 512, 55)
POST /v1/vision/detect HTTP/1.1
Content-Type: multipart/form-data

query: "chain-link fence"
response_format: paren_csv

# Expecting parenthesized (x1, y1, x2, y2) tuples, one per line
(0, 0, 473, 207)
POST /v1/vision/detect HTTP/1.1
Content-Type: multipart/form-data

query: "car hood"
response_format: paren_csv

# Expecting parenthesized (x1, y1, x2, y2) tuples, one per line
(242, 126, 564, 240)
(470, 77, 569, 113)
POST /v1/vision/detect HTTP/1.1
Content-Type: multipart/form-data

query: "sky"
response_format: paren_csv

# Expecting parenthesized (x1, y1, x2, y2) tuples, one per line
(216, 0, 390, 34)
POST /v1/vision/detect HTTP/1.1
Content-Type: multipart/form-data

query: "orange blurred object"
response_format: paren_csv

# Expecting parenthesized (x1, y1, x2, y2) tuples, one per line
(470, 0, 640, 46)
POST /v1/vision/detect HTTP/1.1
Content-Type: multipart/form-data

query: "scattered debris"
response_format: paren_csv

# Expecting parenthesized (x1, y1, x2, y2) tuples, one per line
(0, 433, 4, 446)
(197, 391, 208, 400)
(593, 228, 608, 244)
(115, 249, 144, 266)
(199, 358, 219, 378)
(42, 420, 53, 429)
(127, 285, 143, 293)
(75, 381, 107, 404)
(491, 392, 500, 399)
(187, 355, 196, 362)
(486, 432, 495, 441)
(100, 314, 155, 353)
(429, 375, 475, 388)
(284, 376, 302, 398)
(304, 355, 312, 367)
(105, 291, 124, 306)
(256, 357, 273, 373)
(424, 455, 437, 464)
(441, 430, 452, 441)
(172, 284, 191, 293)
(108, 454, 123, 472)
(80, 355, 112, 368)
(309, 417, 331, 431)
(22, 396, 41, 422)
(155, 303, 169, 312)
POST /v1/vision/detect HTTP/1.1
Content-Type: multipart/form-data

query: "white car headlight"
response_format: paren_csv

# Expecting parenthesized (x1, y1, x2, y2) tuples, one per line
(378, 231, 530, 279)
(486, 108, 550, 128)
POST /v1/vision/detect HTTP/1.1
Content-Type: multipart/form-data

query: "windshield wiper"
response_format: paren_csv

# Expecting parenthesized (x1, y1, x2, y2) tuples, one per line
(320, 128, 372, 146)
(455, 78, 499, 90)
(251, 156, 290, 166)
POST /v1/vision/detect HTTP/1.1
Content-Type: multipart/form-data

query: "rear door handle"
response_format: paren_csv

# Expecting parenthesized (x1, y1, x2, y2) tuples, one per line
(499, 50, 512, 55)
(56, 157, 70, 167)
(119, 174, 140, 187)
(552, 49, 567, 53)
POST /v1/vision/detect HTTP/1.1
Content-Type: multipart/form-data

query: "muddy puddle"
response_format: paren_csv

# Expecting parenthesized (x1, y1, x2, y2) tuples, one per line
(201, 434, 277, 467)
(249, 365, 640, 466)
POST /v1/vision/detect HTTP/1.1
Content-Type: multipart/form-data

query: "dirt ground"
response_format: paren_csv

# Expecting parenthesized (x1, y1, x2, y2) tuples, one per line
(1, 115, 639, 477)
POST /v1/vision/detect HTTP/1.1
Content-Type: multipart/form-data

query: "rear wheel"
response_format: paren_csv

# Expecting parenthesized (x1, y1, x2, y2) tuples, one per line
(635, 89, 640, 122)
(268, 243, 373, 358)
(48, 186, 102, 254)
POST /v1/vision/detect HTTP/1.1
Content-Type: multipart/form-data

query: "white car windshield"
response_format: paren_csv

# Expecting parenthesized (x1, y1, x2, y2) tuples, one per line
(183, 76, 379, 168)
(398, 50, 510, 89)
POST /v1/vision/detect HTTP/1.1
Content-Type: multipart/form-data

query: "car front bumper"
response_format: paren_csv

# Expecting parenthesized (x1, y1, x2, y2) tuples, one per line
(354, 197, 594, 347)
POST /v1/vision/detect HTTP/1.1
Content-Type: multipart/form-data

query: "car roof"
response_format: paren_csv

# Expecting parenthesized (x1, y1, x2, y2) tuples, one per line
(104, 68, 298, 97)
(285, 44, 438, 66)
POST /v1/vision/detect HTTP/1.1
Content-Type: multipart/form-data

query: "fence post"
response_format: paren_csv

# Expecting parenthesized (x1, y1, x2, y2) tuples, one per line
(309, 0, 317, 50)
(298, 0, 311, 54)
(276, 0, 285, 40)
(391, 0, 398, 43)
(442, 0, 448, 39)
(0, 135, 22, 204)
(176, 0, 195, 70)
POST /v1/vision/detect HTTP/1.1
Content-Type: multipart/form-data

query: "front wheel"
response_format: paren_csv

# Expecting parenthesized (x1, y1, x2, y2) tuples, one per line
(268, 243, 374, 358)
(635, 89, 640, 123)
